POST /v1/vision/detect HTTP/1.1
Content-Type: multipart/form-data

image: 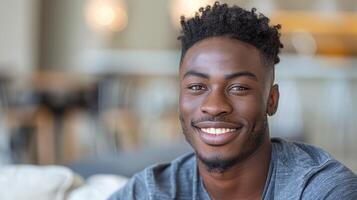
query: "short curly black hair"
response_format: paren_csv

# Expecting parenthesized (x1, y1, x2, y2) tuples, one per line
(178, 1, 283, 67)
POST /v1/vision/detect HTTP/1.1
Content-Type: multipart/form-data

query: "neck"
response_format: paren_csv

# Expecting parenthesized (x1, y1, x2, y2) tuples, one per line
(198, 135, 272, 200)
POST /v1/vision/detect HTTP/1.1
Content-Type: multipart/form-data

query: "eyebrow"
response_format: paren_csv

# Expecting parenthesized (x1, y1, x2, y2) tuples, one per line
(224, 71, 258, 81)
(183, 70, 209, 79)
(183, 70, 258, 81)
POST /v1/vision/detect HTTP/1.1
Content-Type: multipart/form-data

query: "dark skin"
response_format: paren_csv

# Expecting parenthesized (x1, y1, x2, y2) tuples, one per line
(179, 37, 279, 200)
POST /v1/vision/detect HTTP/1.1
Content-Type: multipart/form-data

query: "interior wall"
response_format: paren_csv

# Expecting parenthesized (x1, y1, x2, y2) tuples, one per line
(39, 0, 92, 69)
(0, 0, 40, 73)
(112, 0, 179, 50)
(39, 0, 180, 70)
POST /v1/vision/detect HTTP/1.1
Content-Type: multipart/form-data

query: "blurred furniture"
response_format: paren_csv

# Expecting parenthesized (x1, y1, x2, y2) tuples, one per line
(5, 106, 55, 164)
(4, 71, 98, 165)
(0, 164, 127, 200)
(0, 165, 81, 200)
(68, 141, 192, 178)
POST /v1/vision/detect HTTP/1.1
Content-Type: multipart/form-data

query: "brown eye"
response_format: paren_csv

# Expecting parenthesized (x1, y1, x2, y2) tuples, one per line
(229, 85, 249, 95)
(188, 84, 206, 92)
(189, 85, 203, 91)
(231, 86, 247, 91)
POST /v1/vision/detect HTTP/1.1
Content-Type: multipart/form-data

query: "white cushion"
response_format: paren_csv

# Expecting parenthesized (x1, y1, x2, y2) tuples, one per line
(0, 165, 82, 200)
(68, 174, 128, 200)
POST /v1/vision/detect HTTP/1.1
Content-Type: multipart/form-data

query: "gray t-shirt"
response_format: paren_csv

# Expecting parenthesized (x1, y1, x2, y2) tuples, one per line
(109, 138, 357, 199)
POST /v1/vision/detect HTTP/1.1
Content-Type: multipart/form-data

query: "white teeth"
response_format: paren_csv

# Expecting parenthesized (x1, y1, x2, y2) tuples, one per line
(201, 128, 236, 134)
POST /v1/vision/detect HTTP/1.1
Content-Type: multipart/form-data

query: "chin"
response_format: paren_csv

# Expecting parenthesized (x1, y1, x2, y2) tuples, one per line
(196, 150, 246, 173)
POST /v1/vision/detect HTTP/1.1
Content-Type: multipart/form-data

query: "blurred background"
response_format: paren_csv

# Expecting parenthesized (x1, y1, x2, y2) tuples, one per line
(0, 0, 356, 177)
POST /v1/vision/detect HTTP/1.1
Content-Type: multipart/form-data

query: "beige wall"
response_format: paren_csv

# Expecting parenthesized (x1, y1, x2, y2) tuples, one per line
(113, 0, 179, 49)
(40, 0, 181, 70)
(0, 0, 40, 73)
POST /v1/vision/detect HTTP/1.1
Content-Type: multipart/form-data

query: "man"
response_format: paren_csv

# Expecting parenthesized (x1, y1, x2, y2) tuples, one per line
(110, 2, 357, 199)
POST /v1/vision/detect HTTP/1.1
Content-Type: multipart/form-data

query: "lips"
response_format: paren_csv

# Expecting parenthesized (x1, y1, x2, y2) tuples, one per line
(193, 121, 243, 146)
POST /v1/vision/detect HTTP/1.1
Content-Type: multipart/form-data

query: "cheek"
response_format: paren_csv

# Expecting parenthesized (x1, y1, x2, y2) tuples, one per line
(235, 96, 266, 120)
(179, 92, 203, 116)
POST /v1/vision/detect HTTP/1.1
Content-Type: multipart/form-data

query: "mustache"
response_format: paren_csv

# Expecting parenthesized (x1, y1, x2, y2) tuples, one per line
(191, 116, 241, 126)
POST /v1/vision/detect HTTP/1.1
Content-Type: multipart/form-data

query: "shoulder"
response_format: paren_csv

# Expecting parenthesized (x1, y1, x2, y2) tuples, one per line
(108, 172, 148, 200)
(271, 138, 357, 199)
(301, 160, 357, 200)
(108, 152, 196, 200)
(272, 137, 332, 169)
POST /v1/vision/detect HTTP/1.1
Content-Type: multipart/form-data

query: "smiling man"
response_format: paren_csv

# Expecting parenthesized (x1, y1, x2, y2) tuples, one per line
(109, 2, 357, 200)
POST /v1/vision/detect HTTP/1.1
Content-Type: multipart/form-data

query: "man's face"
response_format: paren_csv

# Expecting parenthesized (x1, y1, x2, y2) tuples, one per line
(179, 37, 278, 171)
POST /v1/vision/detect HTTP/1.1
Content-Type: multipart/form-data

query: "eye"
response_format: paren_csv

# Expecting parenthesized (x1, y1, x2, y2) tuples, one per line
(229, 85, 250, 95)
(187, 84, 207, 92)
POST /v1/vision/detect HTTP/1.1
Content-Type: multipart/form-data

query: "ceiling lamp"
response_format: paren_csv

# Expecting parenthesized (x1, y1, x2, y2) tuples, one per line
(169, 0, 215, 29)
(85, 0, 128, 33)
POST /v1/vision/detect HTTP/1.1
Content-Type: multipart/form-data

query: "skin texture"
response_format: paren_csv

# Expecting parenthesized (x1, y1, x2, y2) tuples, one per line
(179, 36, 279, 200)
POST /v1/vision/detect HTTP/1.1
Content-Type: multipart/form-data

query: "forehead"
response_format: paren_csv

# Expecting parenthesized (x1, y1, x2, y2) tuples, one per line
(180, 37, 267, 78)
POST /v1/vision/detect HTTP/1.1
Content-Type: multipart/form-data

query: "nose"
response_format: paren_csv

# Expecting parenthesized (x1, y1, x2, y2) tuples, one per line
(200, 89, 233, 116)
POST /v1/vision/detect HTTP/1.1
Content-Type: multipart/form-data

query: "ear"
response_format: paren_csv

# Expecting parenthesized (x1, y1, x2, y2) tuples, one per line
(267, 84, 279, 116)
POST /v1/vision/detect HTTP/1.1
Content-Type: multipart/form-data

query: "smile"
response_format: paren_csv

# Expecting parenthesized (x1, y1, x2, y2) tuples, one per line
(196, 127, 240, 146)
(191, 121, 243, 145)
(200, 128, 237, 135)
